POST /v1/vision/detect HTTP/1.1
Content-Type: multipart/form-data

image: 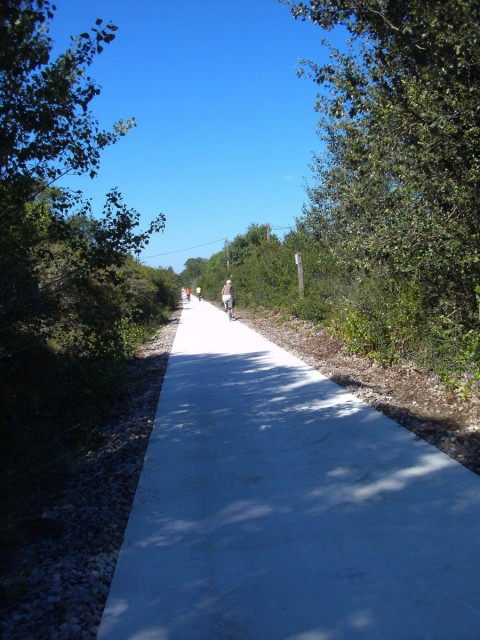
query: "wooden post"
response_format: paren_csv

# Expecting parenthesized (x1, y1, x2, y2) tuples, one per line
(295, 252, 304, 296)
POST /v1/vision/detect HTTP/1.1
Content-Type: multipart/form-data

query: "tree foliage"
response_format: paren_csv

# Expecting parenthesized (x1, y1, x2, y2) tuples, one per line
(197, 250, 230, 301)
(0, 0, 130, 186)
(228, 223, 271, 266)
(281, 0, 480, 375)
(192, 0, 480, 387)
(0, 1, 176, 486)
(287, 0, 480, 292)
(180, 257, 208, 287)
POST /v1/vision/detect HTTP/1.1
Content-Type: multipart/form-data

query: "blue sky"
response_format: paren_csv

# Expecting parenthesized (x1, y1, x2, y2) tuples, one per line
(50, 0, 340, 273)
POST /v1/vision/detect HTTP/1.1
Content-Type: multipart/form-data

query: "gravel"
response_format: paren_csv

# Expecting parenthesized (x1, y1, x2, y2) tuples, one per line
(1, 303, 479, 639)
(0, 312, 180, 640)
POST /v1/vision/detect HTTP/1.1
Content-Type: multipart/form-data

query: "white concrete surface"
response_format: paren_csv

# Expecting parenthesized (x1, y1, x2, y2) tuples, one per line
(97, 297, 480, 640)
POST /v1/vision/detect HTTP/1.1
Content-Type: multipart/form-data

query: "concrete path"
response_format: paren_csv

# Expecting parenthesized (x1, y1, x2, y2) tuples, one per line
(97, 298, 480, 640)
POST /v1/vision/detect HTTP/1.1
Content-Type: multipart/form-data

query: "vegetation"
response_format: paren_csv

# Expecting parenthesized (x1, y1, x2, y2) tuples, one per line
(6, 0, 478, 501)
(193, 0, 480, 393)
(285, 0, 480, 383)
(180, 257, 208, 289)
(0, 1, 179, 496)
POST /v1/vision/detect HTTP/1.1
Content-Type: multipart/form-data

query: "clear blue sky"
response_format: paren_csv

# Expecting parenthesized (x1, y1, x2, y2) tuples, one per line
(50, 0, 341, 274)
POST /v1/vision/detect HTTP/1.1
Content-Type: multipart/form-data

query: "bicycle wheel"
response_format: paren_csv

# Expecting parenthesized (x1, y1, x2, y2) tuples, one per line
(228, 307, 233, 321)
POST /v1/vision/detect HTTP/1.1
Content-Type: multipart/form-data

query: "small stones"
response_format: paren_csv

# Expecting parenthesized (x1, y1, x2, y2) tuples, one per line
(0, 315, 180, 640)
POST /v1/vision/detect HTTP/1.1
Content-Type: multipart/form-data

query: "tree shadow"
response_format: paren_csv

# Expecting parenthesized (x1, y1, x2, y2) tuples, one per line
(329, 372, 480, 476)
(98, 347, 480, 640)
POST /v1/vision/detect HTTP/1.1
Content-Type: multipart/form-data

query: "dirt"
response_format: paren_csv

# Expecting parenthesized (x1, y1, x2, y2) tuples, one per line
(234, 307, 480, 475)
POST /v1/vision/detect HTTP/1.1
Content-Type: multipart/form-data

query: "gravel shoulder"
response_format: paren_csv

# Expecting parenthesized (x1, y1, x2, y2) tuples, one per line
(1, 304, 479, 639)
(0, 312, 181, 640)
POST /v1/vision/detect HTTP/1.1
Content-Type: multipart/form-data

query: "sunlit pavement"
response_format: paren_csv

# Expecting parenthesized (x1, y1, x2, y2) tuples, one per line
(97, 296, 480, 640)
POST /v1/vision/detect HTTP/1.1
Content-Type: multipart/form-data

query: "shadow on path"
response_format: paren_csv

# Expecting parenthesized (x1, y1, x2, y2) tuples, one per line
(99, 341, 480, 640)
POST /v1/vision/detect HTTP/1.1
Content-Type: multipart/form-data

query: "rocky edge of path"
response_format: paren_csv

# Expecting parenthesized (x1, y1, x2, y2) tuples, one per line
(0, 313, 180, 640)
(1, 305, 479, 639)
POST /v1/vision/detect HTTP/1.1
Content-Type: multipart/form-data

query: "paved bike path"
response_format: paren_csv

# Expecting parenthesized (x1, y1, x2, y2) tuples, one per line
(98, 298, 480, 640)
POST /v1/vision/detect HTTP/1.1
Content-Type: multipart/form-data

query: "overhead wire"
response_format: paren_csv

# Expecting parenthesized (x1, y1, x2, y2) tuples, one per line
(141, 227, 298, 261)
(141, 238, 225, 259)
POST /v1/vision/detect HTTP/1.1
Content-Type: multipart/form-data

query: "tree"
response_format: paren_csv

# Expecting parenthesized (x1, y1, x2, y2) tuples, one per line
(0, 0, 130, 186)
(286, 0, 480, 320)
(196, 251, 229, 301)
(281, 0, 480, 375)
(228, 224, 272, 266)
(180, 257, 208, 287)
(0, 1, 168, 477)
(0, 0, 165, 354)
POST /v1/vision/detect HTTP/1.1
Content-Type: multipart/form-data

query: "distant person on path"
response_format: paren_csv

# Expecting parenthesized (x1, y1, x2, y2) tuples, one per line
(185, 287, 191, 301)
(221, 279, 234, 316)
(196, 286, 202, 301)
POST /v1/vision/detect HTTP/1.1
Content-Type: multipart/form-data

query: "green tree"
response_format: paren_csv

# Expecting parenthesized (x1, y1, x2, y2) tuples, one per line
(0, 1, 168, 486)
(285, 0, 480, 373)
(287, 0, 480, 313)
(197, 251, 229, 301)
(0, 1, 165, 351)
(180, 257, 208, 287)
(0, 1, 131, 186)
(229, 223, 271, 266)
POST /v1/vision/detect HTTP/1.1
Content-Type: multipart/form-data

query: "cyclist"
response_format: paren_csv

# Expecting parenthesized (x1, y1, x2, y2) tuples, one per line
(196, 286, 202, 301)
(185, 287, 191, 302)
(221, 279, 234, 318)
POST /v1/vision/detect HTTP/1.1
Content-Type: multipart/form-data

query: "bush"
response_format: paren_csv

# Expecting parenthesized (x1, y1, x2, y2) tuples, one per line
(0, 255, 180, 486)
(418, 311, 480, 391)
(330, 272, 425, 363)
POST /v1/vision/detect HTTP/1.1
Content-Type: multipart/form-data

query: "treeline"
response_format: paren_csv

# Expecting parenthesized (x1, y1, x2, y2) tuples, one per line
(185, 0, 480, 393)
(0, 2, 179, 487)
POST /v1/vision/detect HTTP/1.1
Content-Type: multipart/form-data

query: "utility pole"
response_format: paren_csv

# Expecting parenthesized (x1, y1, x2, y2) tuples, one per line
(225, 238, 230, 268)
(295, 252, 304, 296)
(266, 223, 270, 242)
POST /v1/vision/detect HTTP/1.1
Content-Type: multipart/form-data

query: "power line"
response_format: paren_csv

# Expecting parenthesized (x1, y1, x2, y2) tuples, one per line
(141, 238, 224, 259)
(140, 225, 297, 261)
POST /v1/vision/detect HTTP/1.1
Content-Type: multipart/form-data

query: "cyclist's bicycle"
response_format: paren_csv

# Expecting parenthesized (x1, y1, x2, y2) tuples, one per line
(222, 296, 234, 321)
